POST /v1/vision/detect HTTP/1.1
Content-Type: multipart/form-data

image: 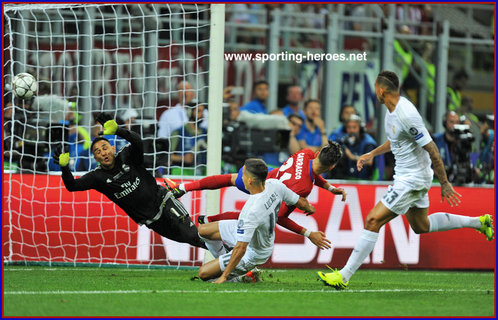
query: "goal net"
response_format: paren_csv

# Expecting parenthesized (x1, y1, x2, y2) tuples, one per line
(3, 3, 218, 267)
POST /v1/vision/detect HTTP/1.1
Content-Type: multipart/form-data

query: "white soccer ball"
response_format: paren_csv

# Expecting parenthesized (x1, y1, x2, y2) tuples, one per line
(12, 73, 38, 99)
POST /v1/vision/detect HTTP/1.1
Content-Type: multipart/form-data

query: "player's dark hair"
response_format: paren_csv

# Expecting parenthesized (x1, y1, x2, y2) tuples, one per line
(304, 99, 320, 109)
(376, 70, 399, 93)
(91, 136, 111, 153)
(318, 140, 344, 167)
(253, 80, 269, 92)
(244, 158, 268, 185)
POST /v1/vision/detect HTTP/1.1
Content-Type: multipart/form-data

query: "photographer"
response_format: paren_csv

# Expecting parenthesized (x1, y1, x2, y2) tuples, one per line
(222, 100, 296, 167)
(475, 115, 494, 184)
(433, 111, 476, 184)
(333, 114, 377, 180)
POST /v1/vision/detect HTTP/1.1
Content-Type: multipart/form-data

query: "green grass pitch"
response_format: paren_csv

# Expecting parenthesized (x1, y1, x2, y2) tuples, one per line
(3, 266, 495, 317)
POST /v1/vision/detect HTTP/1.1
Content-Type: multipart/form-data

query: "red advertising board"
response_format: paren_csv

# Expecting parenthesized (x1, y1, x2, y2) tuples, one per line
(2, 174, 495, 270)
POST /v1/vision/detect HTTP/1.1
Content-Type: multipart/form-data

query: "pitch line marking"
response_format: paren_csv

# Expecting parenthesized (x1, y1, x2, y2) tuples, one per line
(3, 268, 491, 277)
(4, 288, 493, 295)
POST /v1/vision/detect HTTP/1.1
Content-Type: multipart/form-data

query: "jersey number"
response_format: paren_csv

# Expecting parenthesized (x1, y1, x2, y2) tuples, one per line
(383, 189, 399, 205)
(269, 204, 281, 237)
(278, 158, 293, 183)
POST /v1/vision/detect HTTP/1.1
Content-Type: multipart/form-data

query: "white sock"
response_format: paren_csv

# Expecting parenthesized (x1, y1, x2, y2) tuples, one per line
(340, 229, 379, 283)
(428, 212, 481, 232)
(199, 235, 226, 258)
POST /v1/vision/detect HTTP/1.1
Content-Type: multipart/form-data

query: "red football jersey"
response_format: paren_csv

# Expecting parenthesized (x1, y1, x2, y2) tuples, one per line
(267, 149, 327, 236)
(267, 148, 326, 199)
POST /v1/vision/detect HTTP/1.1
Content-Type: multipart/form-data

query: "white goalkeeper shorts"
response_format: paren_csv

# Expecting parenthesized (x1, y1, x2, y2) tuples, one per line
(217, 220, 269, 276)
(380, 178, 430, 215)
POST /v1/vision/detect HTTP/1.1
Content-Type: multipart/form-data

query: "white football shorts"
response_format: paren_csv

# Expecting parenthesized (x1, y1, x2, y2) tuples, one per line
(381, 178, 430, 215)
(218, 220, 269, 276)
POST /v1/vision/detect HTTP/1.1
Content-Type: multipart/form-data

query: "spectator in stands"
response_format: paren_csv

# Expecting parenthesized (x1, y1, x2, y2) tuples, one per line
(48, 124, 92, 172)
(396, 4, 422, 34)
(328, 105, 357, 142)
(296, 99, 327, 152)
(240, 80, 269, 114)
(393, 25, 413, 86)
(420, 4, 434, 35)
(169, 103, 208, 176)
(121, 108, 139, 132)
(287, 114, 304, 156)
(433, 111, 460, 173)
(278, 85, 305, 119)
(337, 114, 378, 180)
(329, 105, 358, 142)
(447, 70, 469, 112)
(158, 81, 208, 138)
(476, 115, 494, 184)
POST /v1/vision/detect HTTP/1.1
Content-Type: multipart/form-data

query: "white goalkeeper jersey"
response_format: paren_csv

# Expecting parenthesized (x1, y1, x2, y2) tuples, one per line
(385, 96, 433, 183)
(236, 179, 300, 259)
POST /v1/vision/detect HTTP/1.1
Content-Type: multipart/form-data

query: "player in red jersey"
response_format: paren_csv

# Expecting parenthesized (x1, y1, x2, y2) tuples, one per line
(166, 140, 345, 249)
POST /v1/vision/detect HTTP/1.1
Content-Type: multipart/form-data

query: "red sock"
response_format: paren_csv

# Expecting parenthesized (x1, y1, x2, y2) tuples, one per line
(207, 211, 241, 222)
(184, 174, 233, 192)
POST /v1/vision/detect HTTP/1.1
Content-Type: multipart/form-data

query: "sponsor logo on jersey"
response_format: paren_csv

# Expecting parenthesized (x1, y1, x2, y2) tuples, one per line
(409, 127, 419, 135)
(114, 177, 141, 199)
(295, 152, 305, 180)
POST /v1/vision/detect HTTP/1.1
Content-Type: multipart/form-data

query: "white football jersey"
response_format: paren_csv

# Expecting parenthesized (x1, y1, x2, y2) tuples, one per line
(236, 179, 300, 258)
(385, 96, 433, 182)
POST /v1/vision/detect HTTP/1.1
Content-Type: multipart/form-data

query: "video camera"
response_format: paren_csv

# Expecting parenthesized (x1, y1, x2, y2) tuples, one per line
(448, 122, 475, 185)
(222, 121, 290, 164)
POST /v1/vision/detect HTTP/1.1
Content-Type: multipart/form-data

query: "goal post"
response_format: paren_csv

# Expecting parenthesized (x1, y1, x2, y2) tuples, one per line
(205, 4, 225, 218)
(3, 3, 224, 268)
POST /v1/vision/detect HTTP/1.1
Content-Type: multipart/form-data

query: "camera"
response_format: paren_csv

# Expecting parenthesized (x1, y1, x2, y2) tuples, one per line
(222, 121, 290, 164)
(448, 123, 475, 185)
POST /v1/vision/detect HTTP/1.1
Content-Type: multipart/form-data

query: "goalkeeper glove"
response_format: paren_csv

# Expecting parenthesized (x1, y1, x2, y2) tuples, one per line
(96, 112, 118, 135)
(53, 144, 70, 167)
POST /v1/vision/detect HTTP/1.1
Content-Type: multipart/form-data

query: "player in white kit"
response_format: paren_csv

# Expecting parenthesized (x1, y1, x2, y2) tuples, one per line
(197, 158, 315, 283)
(318, 70, 494, 289)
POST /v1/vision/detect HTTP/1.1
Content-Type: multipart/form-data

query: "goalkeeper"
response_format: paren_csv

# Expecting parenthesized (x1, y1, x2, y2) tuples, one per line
(53, 113, 206, 249)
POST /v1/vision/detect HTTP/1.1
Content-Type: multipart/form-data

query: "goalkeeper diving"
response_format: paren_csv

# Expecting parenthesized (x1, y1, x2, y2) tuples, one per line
(53, 113, 206, 248)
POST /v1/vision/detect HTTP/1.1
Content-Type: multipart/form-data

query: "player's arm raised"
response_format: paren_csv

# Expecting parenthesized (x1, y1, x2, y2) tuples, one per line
(96, 112, 144, 165)
(357, 140, 391, 172)
(422, 141, 462, 207)
(315, 175, 346, 201)
(213, 241, 248, 284)
(53, 144, 95, 192)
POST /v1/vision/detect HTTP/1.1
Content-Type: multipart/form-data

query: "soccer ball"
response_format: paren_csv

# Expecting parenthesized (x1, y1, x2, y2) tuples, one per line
(12, 73, 38, 99)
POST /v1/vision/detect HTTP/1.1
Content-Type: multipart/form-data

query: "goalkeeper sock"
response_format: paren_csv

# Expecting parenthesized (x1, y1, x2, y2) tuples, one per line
(199, 235, 226, 258)
(340, 229, 379, 283)
(428, 212, 481, 232)
(207, 211, 241, 223)
(184, 174, 232, 192)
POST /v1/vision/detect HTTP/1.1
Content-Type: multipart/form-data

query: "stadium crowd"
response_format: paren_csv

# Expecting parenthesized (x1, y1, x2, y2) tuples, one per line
(4, 72, 494, 186)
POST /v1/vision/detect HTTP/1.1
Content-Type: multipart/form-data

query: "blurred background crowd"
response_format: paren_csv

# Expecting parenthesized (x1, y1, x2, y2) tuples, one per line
(3, 3, 494, 185)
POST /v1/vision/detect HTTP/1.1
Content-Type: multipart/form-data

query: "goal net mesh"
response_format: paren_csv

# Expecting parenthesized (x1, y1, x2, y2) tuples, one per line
(3, 3, 213, 267)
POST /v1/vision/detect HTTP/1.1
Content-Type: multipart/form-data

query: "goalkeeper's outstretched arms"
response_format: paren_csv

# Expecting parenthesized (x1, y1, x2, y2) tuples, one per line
(95, 112, 144, 165)
(53, 144, 96, 192)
